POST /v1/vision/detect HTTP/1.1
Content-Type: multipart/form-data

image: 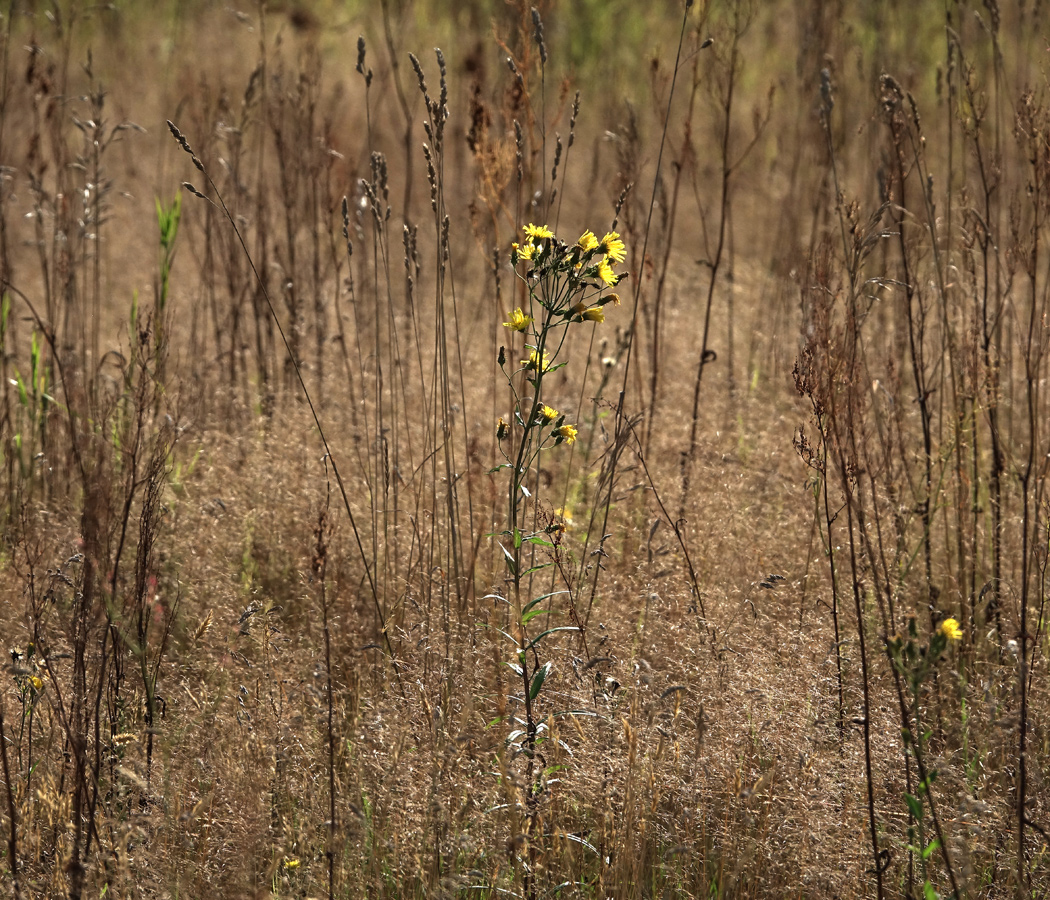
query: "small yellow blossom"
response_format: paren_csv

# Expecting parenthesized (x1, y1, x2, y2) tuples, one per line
(29, 675, 43, 691)
(939, 617, 962, 641)
(597, 258, 617, 286)
(539, 404, 559, 423)
(503, 307, 532, 332)
(577, 230, 598, 252)
(496, 417, 509, 441)
(554, 506, 574, 526)
(600, 231, 626, 263)
(601, 292, 621, 306)
(554, 424, 578, 444)
(582, 306, 605, 323)
(514, 242, 536, 262)
(283, 858, 301, 871)
(522, 349, 551, 372)
(524, 223, 555, 240)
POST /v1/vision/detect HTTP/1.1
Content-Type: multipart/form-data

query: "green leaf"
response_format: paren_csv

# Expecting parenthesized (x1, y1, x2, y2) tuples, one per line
(522, 608, 546, 625)
(905, 792, 923, 821)
(522, 591, 567, 616)
(529, 661, 551, 700)
(498, 542, 517, 576)
(923, 881, 938, 900)
(525, 535, 554, 548)
(15, 372, 28, 408)
(525, 626, 579, 652)
(922, 838, 940, 861)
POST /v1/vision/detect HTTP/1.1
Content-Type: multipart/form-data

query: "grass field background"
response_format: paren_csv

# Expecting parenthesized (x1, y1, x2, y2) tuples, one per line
(1, 1, 1049, 897)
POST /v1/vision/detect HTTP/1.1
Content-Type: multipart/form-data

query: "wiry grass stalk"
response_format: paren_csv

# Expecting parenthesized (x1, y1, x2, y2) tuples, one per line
(167, 120, 404, 696)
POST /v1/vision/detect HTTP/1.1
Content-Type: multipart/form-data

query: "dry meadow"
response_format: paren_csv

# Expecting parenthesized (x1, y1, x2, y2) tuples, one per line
(1, 1, 1049, 897)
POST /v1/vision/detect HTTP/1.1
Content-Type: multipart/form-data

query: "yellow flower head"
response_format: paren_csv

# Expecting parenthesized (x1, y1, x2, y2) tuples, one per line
(539, 404, 559, 423)
(29, 675, 43, 691)
(513, 241, 536, 262)
(582, 306, 605, 323)
(503, 307, 532, 332)
(522, 349, 551, 372)
(283, 858, 301, 871)
(554, 424, 578, 444)
(496, 416, 509, 441)
(598, 257, 618, 286)
(525, 223, 555, 240)
(601, 292, 621, 306)
(939, 617, 962, 641)
(577, 230, 599, 252)
(600, 231, 626, 263)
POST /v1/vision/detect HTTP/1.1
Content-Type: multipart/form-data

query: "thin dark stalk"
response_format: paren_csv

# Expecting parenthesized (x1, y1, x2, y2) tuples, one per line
(822, 437, 845, 741)
(585, 2, 703, 627)
(0, 699, 22, 900)
(679, 4, 767, 522)
(315, 492, 336, 900)
(167, 121, 404, 697)
(842, 497, 885, 900)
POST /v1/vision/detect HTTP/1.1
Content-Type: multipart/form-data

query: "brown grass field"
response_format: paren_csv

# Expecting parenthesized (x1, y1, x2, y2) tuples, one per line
(1, 0, 1050, 897)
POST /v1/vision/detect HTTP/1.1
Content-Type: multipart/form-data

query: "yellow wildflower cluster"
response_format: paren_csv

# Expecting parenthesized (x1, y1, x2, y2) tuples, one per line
(508, 223, 627, 307)
(495, 222, 626, 455)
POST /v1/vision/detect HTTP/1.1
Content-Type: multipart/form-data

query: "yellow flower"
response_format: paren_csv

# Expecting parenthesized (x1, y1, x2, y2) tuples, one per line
(939, 617, 962, 641)
(514, 241, 536, 262)
(600, 231, 626, 263)
(554, 424, 577, 444)
(283, 858, 300, 871)
(496, 416, 509, 440)
(522, 349, 550, 372)
(524, 223, 555, 240)
(539, 404, 559, 423)
(582, 306, 605, 323)
(29, 676, 43, 691)
(601, 292, 621, 306)
(577, 230, 598, 251)
(503, 307, 532, 332)
(597, 258, 617, 286)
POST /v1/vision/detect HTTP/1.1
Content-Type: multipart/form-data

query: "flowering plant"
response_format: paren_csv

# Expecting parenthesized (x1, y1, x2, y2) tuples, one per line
(491, 221, 626, 822)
